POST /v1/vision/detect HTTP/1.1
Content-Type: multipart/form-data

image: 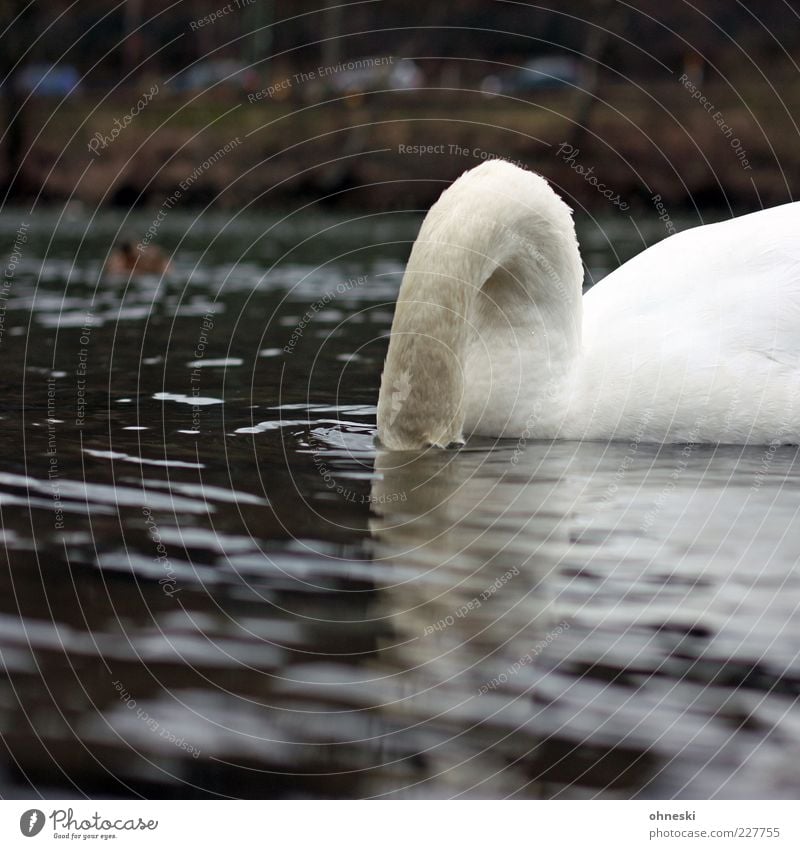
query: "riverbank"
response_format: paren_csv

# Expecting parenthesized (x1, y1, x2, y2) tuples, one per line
(11, 80, 799, 215)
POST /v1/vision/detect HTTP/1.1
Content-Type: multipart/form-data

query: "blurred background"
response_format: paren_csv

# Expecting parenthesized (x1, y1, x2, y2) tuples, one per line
(1, 1, 799, 802)
(2, 0, 799, 212)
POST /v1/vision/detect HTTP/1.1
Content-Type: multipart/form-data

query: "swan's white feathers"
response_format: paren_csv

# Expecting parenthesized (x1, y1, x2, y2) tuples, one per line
(578, 201, 800, 441)
(377, 161, 800, 447)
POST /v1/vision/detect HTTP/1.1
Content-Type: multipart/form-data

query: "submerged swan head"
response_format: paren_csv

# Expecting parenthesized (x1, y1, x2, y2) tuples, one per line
(376, 160, 583, 450)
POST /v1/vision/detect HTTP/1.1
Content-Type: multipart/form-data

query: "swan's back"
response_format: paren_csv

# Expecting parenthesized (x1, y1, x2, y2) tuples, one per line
(575, 203, 800, 442)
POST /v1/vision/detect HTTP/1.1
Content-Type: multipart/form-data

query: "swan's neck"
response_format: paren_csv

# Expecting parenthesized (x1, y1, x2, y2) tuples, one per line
(377, 166, 584, 449)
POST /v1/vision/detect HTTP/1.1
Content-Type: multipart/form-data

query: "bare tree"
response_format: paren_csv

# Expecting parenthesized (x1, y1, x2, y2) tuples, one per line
(0, 0, 34, 200)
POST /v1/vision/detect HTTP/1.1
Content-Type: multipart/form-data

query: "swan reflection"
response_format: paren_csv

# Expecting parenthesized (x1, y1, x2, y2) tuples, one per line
(363, 440, 800, 797)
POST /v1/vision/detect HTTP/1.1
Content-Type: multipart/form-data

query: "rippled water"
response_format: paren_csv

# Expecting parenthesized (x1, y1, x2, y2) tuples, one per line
(1, 206, 798, 799)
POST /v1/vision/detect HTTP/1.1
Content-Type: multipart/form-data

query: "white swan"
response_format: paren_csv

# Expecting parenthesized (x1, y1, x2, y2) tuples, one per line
(376, 160, 800, 449)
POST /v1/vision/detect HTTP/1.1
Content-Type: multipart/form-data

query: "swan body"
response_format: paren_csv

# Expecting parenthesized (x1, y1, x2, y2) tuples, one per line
(376, 160, 800, 449)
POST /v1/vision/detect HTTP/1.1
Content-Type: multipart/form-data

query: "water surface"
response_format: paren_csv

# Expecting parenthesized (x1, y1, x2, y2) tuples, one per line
(0, 206, 797, 799)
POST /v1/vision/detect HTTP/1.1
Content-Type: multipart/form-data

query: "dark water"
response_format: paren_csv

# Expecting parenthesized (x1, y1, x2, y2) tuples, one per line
(1, 206, 798, 799)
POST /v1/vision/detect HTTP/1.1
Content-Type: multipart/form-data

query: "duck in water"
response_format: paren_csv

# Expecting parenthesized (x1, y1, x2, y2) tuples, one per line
(105, 241, 170, 276)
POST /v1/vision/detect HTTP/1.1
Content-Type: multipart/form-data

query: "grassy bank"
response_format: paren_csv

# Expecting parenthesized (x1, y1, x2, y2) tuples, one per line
(12, 80, 800, 214)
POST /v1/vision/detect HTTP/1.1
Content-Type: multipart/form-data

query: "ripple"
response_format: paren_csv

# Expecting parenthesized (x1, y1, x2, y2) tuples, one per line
(270, 403, 375, 416)
(154, 392, 224, 406)
(84, 449, 204, 469)
(155, 527, 257, 554)
(186, 357, 243, 368)
(128, 477, 269, 506)
(233, 418, 372, 438)
(233, 418, 311, 435)
(0, 471, 209, 513)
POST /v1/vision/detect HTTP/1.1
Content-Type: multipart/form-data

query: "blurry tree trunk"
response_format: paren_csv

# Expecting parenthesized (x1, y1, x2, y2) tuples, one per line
(0, 0, 33, 200)
(243, 0, 272, 67)
(321, 0, 342, 68)
(569, 0, 628, 148)
(5, 71, 24, 199)
(123, 0, 143, 75)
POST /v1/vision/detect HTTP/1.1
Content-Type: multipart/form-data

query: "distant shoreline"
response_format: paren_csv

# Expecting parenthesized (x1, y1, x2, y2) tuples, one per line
(7, 84, 796, 213)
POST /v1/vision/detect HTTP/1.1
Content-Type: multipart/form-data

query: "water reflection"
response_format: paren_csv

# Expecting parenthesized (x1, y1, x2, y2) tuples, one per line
(366, 441, 800, 798)
(367, 446, 567, 797)
(0, 208, 798, 799)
